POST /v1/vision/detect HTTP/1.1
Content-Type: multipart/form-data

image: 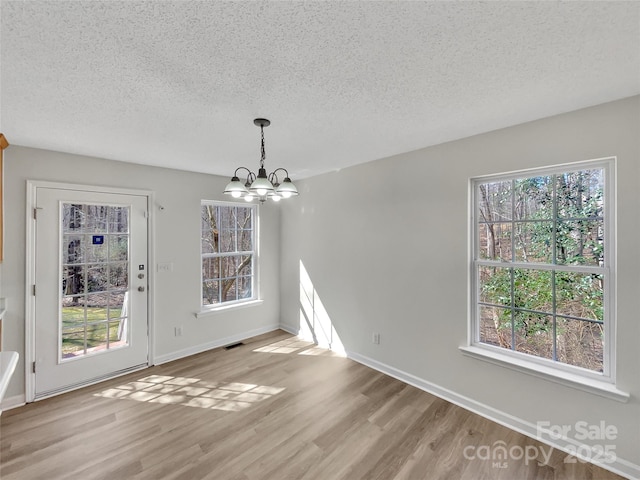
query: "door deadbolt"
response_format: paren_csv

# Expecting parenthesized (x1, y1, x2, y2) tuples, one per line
(138, 273, 145, 279)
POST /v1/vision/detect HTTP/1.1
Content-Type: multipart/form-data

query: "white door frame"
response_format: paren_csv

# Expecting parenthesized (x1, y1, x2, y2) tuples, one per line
(25, 180, 156, 402)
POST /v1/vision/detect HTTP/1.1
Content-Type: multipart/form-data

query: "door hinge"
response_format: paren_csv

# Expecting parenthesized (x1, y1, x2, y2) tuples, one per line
(33, 207, 42, 220)
(32, 284, 36, 296)
(32, 362, 36, 374)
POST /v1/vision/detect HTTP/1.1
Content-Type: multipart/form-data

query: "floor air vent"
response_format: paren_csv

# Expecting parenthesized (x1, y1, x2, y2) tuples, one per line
(224, 342, 244, 350)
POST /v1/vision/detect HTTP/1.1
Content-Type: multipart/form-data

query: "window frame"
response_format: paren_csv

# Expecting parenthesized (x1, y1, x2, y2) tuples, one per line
(200, 200, 259, 312)
(466, 158, 616, 386)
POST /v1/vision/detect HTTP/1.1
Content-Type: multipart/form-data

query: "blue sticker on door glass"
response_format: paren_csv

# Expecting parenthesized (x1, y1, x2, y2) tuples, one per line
(92, 235, 104, 245)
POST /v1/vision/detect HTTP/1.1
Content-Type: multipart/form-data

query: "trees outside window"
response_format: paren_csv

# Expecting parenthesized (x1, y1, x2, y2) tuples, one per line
(473, 160, 613, 376)
(201, 202, 256, 307)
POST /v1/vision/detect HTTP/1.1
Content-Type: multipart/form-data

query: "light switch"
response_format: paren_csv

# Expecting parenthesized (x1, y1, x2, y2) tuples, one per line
(157, 262, 173, 272)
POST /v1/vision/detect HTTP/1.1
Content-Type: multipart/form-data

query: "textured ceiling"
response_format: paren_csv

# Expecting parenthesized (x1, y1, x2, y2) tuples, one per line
(1, 1, 639, 180)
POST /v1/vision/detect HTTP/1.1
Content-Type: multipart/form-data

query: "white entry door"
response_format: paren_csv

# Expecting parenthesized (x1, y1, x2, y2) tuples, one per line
(33, 186, 149, 399)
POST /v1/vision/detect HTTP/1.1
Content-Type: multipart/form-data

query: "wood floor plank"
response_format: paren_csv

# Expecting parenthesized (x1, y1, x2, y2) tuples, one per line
(0, 330, 626, 480)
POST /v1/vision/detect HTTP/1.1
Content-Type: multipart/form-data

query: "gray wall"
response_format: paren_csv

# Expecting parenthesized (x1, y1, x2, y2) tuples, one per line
(280, 96, 640, 472)
(1, 148, 281, 398)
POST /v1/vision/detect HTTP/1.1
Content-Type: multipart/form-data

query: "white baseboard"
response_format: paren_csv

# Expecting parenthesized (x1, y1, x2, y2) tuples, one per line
(153, 324, 281, 365)
(1, 394, 26, 412)
(278, 323, 299, 336)
(346, 350, 640, 480)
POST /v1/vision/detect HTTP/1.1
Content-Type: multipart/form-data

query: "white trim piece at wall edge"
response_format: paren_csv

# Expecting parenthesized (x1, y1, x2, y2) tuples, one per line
(194, 299, 264, 318)
(153, 323, 279, 365)
(146, 192, 157, 374)
(1, 393, 26, 412)
(346, 350, 639, 480)
(278, 323, 300, 336)
(0, 351, 19, 413)
(459, 346, 629, 403)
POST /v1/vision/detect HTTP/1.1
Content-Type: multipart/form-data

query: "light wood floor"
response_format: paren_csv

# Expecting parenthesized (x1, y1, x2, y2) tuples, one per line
(0, 330, 624, 480)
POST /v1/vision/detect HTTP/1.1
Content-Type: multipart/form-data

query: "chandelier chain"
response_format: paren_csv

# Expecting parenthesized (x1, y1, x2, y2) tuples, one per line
(260, 125, 266, 169)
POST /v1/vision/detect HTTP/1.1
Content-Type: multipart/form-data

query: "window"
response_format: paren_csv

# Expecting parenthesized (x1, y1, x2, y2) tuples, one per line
(471, 159, 614, 378)
(201, 201, 256, 308)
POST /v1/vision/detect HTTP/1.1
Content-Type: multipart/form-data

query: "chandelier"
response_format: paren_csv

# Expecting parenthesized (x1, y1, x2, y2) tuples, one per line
(223, 118, 299, 203)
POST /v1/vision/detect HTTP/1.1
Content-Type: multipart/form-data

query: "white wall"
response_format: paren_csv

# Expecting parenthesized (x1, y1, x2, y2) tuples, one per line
(1, 147, 281, 399)
(280, 96, 640, 476)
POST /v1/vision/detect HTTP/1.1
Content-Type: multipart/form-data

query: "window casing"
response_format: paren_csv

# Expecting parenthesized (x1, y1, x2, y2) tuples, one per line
(470, 159, 614, 381)
(201, 201, 257, 308)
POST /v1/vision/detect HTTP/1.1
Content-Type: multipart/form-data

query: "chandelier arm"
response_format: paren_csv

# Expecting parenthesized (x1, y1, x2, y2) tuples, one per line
(233, 166, 254, 178)
(270, 167, 290, 178)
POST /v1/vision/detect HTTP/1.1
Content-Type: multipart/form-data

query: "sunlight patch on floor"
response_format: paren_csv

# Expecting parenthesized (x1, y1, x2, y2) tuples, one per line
(94, 375, 285, 411)
(253, 336, 345, 357)
(297, 346, 342, 357)
(252, 337, 314, 354)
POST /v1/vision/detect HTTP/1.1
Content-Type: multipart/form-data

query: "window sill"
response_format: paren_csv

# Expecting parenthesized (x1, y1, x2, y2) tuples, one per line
(195, 299, 263, 318)
(459, 345, 629, 403)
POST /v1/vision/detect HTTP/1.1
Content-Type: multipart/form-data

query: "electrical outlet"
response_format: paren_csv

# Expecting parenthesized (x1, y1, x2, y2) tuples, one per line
(174, 326, 183, 337)
(372, 332, 380, 345)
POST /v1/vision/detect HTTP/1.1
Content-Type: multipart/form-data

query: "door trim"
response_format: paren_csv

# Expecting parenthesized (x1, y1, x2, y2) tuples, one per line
(25, 180, 156, 402)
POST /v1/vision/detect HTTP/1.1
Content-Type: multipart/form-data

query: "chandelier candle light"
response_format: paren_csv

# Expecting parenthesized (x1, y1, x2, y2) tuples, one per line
(224, 118, 299, 203)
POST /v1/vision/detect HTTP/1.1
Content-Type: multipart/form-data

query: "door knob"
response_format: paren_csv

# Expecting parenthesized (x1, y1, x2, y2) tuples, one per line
(138, 286, 145, 292)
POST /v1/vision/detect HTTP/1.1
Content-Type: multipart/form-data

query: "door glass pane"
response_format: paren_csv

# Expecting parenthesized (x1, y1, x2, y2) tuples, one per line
(63, 235, 85, 263)
(109, 235, 129, 261)
(84, 295, 108, 322)
(87, 265, 108, 293)
(108, 291, 127, 319)
(109, 207, 129, 233)
(109, 263, 129, 289)
(84, 205, 109, 233)
(62, 204, 84, 232)
(61, 327, 86, 359)
(63, 265, 85, 296)
(60, 203, 130, 360)
(86, 321, 109, 353)
(109, 320, 126, 347)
